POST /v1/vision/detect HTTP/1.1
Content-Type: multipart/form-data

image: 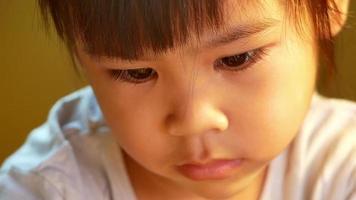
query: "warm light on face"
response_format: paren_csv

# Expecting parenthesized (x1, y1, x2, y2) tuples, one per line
(75, 0, 318, 199)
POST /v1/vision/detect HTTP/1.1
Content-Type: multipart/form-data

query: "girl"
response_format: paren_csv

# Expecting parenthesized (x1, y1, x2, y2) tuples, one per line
(1, 0, 355, 199)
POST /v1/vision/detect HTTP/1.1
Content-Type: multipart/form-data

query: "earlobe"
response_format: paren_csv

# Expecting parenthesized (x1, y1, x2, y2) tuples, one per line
(330, 0, 351, 36)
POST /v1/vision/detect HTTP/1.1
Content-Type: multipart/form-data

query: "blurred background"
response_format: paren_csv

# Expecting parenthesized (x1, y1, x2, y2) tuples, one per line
(0, 0, 355, 164)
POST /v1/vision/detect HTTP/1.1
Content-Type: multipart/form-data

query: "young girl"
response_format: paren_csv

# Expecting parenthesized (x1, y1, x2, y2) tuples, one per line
(0, 0, 355, 199)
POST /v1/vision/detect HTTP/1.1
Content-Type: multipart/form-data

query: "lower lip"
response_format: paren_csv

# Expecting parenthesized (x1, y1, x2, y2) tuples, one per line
(177, 159, 243, 181)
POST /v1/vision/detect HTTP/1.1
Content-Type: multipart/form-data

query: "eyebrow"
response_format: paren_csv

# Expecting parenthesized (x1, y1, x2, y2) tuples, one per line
(86, 18, 279, 62)
(203, 18, 279, 48)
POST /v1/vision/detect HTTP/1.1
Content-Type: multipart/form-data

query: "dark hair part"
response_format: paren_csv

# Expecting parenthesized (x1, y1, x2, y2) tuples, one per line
(38, 0, 342, 72)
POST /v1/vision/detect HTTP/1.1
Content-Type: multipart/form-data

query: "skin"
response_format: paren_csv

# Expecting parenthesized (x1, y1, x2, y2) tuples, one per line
(74, 0, 321, 199)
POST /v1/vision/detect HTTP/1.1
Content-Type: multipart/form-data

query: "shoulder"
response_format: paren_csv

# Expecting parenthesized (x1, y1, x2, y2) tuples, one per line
(296, 94, 356, 159)
(1, 86, 104, 172)
(0, 168, 63, 200)
(285, 94, 356, 200)
(0, 87, 127, 199)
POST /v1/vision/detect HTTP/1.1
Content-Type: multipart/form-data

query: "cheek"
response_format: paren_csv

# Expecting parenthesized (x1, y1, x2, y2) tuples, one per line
(225, 41, 317, 160)
(80, 64, 170, 164)
(93, 87, 175, 170)
(233, 95, 310, 160)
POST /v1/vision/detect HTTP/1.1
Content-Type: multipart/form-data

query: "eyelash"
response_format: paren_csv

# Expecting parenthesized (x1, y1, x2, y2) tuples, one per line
(109, 48, 269, 84)
(214, 48, 268, 72)
(109, 67, 158, 84)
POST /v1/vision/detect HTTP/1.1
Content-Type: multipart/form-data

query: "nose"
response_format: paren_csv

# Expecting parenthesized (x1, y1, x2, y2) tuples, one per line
(166, 87, 229, 137)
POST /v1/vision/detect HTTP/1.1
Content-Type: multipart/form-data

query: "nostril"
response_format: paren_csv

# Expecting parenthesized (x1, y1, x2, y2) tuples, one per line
(165, 109, 229, 137)
(164, 96, 229, 136)
(165, 112, 194, 136)
(165, 113, 179, 136)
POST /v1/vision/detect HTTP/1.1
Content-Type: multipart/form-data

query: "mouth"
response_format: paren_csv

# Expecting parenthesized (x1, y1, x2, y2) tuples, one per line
(176, 159, 244, 181)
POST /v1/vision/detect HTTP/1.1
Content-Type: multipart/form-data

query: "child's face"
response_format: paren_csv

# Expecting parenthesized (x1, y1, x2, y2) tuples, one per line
(76, 0, 317, 199)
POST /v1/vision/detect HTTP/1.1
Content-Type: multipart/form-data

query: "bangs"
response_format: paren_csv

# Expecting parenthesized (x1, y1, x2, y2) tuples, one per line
(39, 0, 225, 60)
(39, 0, 341, 72)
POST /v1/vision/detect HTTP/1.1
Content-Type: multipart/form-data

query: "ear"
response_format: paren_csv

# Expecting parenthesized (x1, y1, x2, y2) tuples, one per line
(330, 0, 351, 36)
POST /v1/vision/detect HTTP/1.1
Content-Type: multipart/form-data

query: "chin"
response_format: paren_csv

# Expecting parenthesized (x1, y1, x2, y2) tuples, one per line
(194, 189, 241, 200)
(188, 180, 248, 200)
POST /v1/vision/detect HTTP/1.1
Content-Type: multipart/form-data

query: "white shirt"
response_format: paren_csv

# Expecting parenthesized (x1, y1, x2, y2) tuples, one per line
(0, 87, 355, 200)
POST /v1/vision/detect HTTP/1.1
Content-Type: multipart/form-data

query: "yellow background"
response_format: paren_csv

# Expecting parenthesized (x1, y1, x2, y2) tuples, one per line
(1, 0, 356, 163)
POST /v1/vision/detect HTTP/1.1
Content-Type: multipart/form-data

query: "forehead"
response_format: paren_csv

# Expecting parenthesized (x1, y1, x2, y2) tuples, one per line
(224, 0, 282, 23)
(198, 0, 282, 43)
(78, 0, 283, 60)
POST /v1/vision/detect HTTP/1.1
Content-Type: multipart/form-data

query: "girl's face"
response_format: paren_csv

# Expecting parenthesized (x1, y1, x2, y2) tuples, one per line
(76, 0, 317, 199)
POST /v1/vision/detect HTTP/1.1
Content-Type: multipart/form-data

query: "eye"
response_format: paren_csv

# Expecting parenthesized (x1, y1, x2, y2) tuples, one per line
(214, 48, 267, 72)
(109, 68, 157, 84)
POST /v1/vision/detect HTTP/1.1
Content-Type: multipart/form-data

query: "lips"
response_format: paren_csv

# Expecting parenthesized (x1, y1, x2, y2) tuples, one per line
(176, 159, 243, 181)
